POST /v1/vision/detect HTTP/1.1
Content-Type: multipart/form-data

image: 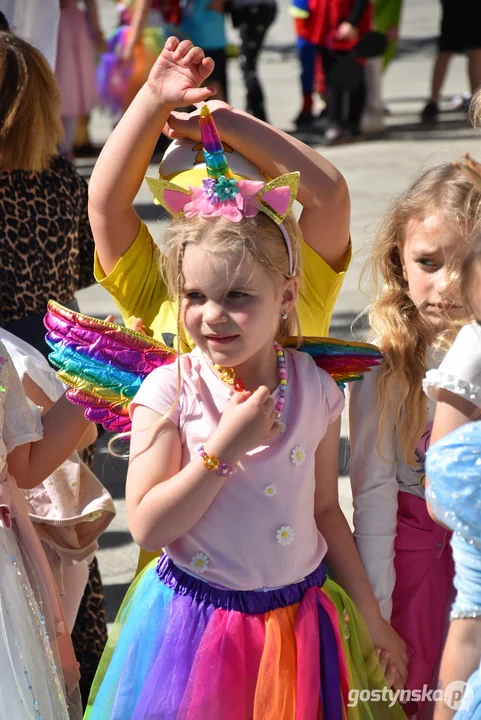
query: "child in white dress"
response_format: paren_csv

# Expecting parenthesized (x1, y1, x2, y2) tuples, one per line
(0, 339, 93, 718)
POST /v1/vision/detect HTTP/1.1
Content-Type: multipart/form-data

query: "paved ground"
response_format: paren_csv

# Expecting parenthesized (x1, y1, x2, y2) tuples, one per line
(79, 0, 481, 623)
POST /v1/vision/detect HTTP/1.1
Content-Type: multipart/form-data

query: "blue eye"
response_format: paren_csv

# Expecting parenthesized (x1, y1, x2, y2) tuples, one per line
(417, 258, 436, 268)
(226, 291, 249, 299)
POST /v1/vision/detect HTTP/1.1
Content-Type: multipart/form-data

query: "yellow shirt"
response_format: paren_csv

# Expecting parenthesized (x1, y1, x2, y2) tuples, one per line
(94, 221, 350, 574)
(94, 221, 350, 344)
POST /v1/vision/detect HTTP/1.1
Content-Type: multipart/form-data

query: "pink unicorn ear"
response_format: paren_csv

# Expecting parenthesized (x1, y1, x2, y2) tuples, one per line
(145, 177, 193, 218)
(258, 172, 299, 224)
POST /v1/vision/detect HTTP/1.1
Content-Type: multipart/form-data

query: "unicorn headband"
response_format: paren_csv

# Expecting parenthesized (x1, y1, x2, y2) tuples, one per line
(145, 106, 300, 276)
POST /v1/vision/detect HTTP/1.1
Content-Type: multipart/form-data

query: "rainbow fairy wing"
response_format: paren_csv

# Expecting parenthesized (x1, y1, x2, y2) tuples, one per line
(44, 301, 177, 433)
(284, 336, 383, 388)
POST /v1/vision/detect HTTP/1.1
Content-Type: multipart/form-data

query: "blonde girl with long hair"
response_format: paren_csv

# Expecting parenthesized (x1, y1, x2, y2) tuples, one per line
(349, 163, 481, 719)
(85, 37, 410, 719)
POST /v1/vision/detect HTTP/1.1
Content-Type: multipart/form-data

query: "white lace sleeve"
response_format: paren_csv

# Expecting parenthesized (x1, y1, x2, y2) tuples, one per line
(423, 323, 481, 408)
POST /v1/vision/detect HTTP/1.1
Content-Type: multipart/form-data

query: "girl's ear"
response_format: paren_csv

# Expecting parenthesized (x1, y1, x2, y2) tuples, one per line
(281, 278, 299, 313)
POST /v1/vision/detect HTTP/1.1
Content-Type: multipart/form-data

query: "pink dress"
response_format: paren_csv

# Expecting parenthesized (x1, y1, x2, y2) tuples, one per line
(55, 0, 98, 117)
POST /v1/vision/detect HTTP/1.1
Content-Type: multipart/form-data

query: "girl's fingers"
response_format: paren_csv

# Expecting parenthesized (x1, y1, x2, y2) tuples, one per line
(172, 39, 194, 60)
(164, 36, 179, 52)
(199, 56, 215, 79)
(181, 45, 205, 67)
(385, 665, 397, 689)
(183, 87, 217, 106)
(378, 650, 389, 674)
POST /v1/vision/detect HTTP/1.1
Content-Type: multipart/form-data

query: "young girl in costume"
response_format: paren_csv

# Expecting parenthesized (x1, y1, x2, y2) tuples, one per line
(81, 37, 409, 719)
(0, 327, 116, 635)
(0, 338, 98, 718)
(349, 164, 481, 719)
(89, 36, 351, 574)
(424, 234, 481, 720)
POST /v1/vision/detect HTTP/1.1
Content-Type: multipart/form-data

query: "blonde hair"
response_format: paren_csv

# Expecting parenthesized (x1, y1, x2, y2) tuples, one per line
(366, 163, 481, 463)
(462, 232, 481, 313)
(470, 89, 481, 130)
(0, 31, 63, 172)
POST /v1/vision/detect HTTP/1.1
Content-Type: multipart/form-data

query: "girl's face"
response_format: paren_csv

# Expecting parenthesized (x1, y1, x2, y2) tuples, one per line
(181, 244, 298, 368)
(401, 212, 467, 333)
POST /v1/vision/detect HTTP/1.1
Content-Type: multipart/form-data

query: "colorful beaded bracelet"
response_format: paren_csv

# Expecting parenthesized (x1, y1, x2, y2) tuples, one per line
(197, 444, 237, 478)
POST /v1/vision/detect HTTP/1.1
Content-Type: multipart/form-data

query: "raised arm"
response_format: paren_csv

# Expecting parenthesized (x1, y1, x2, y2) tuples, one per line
(165, 102, 351, 271)
(88, 38, 216, 275)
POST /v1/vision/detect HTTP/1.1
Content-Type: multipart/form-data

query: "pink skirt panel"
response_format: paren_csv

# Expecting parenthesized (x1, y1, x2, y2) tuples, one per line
(391, 492, 454, 718)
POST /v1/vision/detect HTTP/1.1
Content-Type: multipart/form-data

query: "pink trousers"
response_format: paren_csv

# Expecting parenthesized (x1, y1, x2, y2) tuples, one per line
(391, 492, 455, 719)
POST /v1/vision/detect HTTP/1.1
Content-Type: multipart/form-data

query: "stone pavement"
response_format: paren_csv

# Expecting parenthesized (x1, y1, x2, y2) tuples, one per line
(80, 0, 481, 623)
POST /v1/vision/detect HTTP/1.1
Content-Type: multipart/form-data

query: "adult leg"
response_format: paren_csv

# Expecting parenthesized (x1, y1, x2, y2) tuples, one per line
(347, 63, 367, 136)
(431, 51, 452, 103)
(237, 3, 277, 121)
(421, 52, 451, 122)
(468, 49, 481, 95)
(319, 48, 344, 128)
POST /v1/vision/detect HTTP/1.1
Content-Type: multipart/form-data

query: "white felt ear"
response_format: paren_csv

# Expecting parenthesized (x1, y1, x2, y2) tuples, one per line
(145, 177, 193, 217)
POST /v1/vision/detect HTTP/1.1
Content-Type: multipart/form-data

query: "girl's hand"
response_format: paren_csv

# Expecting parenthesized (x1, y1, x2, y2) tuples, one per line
(163, 100, 232, 140)
(210, 386, 282, 461)
(376, 649, 405, 692)
(147, 37, 217, 109)
(369, 617, 409, 686)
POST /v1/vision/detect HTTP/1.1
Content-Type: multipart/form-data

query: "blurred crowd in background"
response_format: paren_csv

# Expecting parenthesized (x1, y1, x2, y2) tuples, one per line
(3, 0, 481, 153)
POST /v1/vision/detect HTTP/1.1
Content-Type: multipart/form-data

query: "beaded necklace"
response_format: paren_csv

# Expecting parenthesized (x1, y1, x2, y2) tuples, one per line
(213, 341, 287, 428)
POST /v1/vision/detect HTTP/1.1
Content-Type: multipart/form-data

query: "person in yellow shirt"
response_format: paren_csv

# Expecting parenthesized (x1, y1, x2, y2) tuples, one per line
(88, 37, 352, 572)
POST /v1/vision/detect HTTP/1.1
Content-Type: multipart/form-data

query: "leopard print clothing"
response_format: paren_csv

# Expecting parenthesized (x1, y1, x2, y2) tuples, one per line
(0, 154, 94, 324)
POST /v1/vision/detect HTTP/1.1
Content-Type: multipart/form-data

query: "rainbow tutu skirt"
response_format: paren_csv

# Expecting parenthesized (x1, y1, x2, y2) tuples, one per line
(85, 556, 407, 719)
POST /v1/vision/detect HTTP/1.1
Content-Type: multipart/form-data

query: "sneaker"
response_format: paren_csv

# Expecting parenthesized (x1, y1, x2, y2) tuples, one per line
(420, 101, 439, 123)
(322, 126, 350, 146)
(294, 110, 315, 128)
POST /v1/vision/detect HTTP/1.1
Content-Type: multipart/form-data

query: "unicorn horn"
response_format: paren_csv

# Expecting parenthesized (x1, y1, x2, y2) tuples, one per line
(200, 105, 234, 181)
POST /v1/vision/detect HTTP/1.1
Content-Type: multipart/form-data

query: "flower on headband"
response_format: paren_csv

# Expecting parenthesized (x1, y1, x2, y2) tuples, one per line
(184, 179, 265, 223)
(201, 178, 218, 202)
(214, 176, 240, 202)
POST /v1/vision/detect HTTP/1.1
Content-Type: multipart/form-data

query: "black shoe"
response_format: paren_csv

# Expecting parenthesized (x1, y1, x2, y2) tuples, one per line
(294, 110, 315, 127)
(420, 101, 439, 123)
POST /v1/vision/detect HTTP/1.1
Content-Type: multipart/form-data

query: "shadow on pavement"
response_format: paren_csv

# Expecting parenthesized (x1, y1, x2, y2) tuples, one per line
(98, 529, 133, 550)
(104, 583, 132, 623)
(92, 437, 128, 501)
